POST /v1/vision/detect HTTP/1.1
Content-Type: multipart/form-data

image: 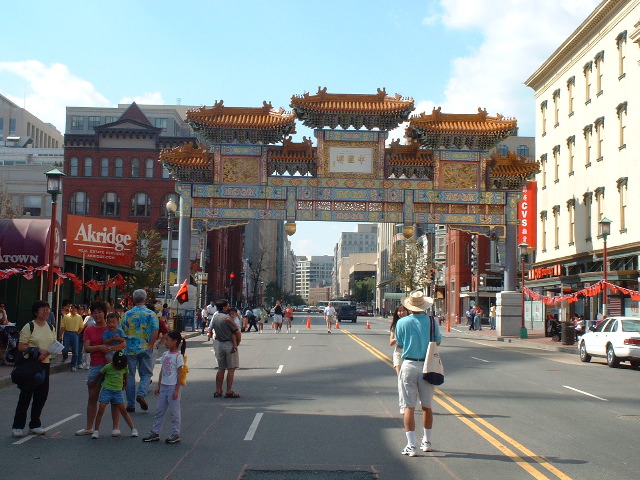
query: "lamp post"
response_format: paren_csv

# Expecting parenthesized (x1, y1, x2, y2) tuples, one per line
(599, 217, 612, 318)
(230, 273, 235, 307)
(518, 242, 529, 339)
(45, 168, 65, 306)
(260, 281, 264, 306)
(164, 198, 177, 303)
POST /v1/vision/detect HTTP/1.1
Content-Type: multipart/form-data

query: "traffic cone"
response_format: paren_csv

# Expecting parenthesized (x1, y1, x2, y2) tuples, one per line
(306, 316, 311, 329)
(335, 321, 340, 329)
(271, 321, 275, 329)
(366, 319, 371, 329)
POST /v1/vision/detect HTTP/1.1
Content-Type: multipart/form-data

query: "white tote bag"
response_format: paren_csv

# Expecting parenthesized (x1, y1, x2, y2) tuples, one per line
(422, 316, 444, 385)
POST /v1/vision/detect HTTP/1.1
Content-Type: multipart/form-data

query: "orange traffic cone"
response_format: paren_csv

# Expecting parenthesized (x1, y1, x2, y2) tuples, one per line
(271, 321, 275, 329)
(306, 316, 311, 329)
(366, 319, 371, 329)
(335, 321, 340, 329)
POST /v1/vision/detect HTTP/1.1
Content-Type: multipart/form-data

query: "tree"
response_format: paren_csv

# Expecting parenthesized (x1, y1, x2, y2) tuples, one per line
(354, 277, 376, 304)
(264, 281, 282, 307)
(247, 248, 269, 304)
(128, 229, 165, 298)
(0, 186, 19, 218)
(388, 239, 431, 292)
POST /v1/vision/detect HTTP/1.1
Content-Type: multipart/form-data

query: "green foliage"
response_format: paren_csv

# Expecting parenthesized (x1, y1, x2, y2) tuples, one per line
(388, 239, 431, 292)
(0, 186, 19, 218)
(128, 229, 165, 297)
(353, 277, 376, 304)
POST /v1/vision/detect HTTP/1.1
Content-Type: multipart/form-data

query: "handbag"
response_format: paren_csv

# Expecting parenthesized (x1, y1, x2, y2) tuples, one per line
(11, 347, 46, 391)
(422, 316, 444, 385)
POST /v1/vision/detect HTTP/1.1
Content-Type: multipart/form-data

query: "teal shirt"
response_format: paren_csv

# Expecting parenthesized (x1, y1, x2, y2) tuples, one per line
(120, 305, 159, 355)
(395, 313, 442, 360)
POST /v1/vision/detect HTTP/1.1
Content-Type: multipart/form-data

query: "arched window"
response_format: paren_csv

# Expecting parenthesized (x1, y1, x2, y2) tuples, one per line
(100, 192, 120, 216)
(84, 157, 93, 177)
(70, 157, 78, 176)
(131, 158, 140, 178)
(517, 145, 530, 157)
(162, 194, 179, 216)
(131, 192, 151, 217)
(114, 158, 123, 178)
(145, 158, 154, 178)
(100, 157, 109, 177)
(70, 191, 90, 215)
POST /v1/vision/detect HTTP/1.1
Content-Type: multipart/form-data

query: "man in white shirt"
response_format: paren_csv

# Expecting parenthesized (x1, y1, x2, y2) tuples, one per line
(324, 302, 336, 334)
(205, 301, 217, 341)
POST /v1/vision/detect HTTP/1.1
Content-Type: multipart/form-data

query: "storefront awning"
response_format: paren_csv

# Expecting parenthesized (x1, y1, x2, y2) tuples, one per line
(384, 292, 406, 300)
(0, 218, 61, 268)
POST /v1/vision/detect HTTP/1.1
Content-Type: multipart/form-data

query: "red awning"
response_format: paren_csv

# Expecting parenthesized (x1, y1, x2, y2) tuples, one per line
(0, 219, 61, 268)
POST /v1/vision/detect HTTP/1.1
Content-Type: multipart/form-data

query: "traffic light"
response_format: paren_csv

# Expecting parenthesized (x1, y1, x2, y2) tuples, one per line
(479, 275, 485, 287)
(430, 269, 436, 282)
(230, 273, 235, 279)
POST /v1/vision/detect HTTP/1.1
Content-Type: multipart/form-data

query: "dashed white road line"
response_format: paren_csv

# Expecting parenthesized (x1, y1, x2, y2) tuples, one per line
(276, 365, 283, 373)
(13, 413, 82, 445)
(287, 346, 292, 351)
(244, 413, 264, 441)
(471, 356, 490, 363)
(563, 385, 608, 401)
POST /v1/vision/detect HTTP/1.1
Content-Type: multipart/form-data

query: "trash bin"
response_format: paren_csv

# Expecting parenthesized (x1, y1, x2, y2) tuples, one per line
(174, 314, 184, 332)
(561, 321, 575, 345)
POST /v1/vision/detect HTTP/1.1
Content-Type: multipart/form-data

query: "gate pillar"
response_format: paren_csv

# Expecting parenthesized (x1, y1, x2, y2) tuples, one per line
(177, 184, 192, 287)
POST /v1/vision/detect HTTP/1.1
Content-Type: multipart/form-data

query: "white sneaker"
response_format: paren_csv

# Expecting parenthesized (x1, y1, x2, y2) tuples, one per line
(111, 429, 121, 437)
(75, 428, 92, 436)
(91, 430, 99, 439)
(401, 444, 417, 457)
(420, 439, 432, 452)
(131, 429, 139, 437)
(28, 427, 46, 435)
(12, 428, 24, 438)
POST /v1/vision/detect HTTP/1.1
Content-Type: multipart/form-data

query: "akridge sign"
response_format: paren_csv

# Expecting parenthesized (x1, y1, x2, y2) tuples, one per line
(518, 181, 537, 247)
(66, 215, 138, 267)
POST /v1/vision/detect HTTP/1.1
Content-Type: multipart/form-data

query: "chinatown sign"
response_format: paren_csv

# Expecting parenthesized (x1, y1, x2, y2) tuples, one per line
(66, 215, 137, 267)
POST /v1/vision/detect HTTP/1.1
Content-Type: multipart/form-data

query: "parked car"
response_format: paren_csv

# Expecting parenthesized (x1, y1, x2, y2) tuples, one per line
(337, 304, 358, 323)
(579, 316, 640, 368)
(356, 308, 370, 316)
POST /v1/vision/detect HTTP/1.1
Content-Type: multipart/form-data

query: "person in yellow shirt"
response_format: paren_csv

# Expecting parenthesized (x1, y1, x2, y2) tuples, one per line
(60, 304, 84, 372)
(12, 300, 56, 437)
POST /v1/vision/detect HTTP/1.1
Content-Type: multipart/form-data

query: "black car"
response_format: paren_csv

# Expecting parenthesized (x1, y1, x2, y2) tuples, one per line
(337, 305, 357, 323)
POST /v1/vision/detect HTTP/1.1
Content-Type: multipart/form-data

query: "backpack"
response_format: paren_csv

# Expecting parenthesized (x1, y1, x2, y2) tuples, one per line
(29, 321, 54, 334)
(11, 347, 45, 390)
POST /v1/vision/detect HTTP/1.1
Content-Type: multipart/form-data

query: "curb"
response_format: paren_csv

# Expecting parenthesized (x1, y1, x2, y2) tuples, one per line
(0, 331, 202, 390)
(449, 326, 579, 355)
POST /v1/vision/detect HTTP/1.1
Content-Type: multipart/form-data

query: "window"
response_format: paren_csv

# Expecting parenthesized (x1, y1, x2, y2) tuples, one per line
(100, 157, 109, 177)
(617, 31, 627, 78)
(540, 154, 547, 188)
(540, 100, 547, 135)
(594, 117, 604, 161)
(516, 145, 529, 157)
(131, 158, 140, 178)
(71, 116, 84, 130)
(616, 102, 627, 148)
(552, 89, 560, 126)
(567, 198, 575, 245)
(540, 211, 547, 252)
(594, 51, 604, 94)
(131, 193, 151, 216)
(70, 191, 90, 215)
(84, 157, 93, 177)
(552, 205, 560, 249)
(584, 61, 592, 103)
(566, 136, 575, 174)
(617, 177, 627, 232)
(162, 165, 171, 179)
(162, 194, 179, 216)
(115, 158, 123, 178)
(155, 118, 167, 131)
(497, 145, 508, 157)
(594, 187, 605, 224)
(104, 116, 118, 124)
(583, 124, 592, 166)
(88, 116, 101, 130)
(100, 192, 120, 216)
(23, 196, 42, 216)
(567, 76, 575, 115)
(583, 192, 593, 241)
(145, 158, 154, 178)
(70, 157, 79, 176)
(553, 145, 560, 182)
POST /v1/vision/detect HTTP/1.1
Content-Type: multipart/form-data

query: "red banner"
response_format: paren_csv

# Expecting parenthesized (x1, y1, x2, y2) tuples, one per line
(518, 181, 537, 247)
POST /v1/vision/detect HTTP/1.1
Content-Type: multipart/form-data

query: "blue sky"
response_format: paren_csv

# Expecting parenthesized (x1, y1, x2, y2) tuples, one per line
(1, 0, 599, 256)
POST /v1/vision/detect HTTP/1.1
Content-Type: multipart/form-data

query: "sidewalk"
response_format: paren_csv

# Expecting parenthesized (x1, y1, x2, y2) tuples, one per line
(0, 331, 201, 389)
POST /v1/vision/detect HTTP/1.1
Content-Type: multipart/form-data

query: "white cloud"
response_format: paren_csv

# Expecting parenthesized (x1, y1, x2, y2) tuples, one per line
(419, 0, 601, 135)
(0, 60, 111, 133)
(120, 92, 165, 106)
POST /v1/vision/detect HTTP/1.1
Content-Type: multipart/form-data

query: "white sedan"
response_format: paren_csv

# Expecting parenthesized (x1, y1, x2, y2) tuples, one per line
(579, 316, 640, 368)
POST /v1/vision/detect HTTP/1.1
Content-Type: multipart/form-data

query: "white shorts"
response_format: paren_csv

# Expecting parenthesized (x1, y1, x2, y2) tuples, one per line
(399, 359, 435, 409)
(392, 348, 403, 368)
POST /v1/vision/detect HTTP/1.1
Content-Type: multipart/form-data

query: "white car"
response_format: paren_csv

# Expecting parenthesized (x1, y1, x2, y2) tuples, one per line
(579, 316, 640, 368)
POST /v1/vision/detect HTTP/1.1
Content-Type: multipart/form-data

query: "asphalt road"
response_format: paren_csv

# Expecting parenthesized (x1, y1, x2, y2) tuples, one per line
(1, 314, 639, 480)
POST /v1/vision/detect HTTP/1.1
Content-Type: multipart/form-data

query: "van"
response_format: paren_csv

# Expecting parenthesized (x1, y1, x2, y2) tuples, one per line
(337, 304, 357, 323)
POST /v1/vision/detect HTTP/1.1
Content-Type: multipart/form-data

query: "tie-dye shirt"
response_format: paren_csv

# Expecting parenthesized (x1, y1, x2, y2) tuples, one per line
(120, 305, 159, 355)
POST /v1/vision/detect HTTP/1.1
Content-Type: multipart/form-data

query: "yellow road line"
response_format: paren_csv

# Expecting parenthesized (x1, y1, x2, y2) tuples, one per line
(342, 329, 571, 480)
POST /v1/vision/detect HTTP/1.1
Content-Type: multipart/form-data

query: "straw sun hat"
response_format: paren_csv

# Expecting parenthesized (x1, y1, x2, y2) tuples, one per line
(401, 290, 434, 312)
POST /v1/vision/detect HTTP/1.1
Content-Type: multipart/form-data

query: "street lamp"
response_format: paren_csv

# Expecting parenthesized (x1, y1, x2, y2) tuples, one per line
(260, 281, 264, 305)
(518, 242, 529, 339)
(599, 217, 612, 318)
(45, 168, 65, 306)
(164, 198, 178, 302)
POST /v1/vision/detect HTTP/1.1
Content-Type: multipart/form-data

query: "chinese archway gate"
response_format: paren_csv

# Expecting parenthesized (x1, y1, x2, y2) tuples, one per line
(160, 88, 537, 295)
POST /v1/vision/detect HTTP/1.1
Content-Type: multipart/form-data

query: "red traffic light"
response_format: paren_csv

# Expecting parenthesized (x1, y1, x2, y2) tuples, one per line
(230, 273, 235, 279)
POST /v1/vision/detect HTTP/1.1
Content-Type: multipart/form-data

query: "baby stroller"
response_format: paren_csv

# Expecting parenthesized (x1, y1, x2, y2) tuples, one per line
(0, 325, 20, 365)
